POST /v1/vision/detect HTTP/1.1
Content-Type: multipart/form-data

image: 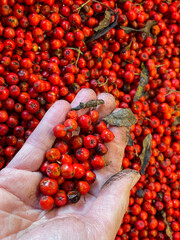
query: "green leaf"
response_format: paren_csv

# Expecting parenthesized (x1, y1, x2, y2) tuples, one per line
(139, 134, 152, 175)
(103, 108, 137, 127)
(133, 63, 149, 102)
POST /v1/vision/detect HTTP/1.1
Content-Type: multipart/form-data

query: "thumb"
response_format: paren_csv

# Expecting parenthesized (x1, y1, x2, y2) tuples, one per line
(87, 169, 140, 240)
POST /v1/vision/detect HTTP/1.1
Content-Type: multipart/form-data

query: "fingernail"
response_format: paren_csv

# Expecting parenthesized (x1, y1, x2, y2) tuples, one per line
(130, 171, 141, 189)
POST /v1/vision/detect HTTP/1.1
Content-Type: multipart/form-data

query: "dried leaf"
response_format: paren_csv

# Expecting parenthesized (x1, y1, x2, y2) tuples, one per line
(103, 108, 137, 127)
(139, 134, 152, 175)
(173, 116, 180, 126)
(121, 40, 133, 52)
(120, 20, 157, 37)
(161, 211, 173, 240)
(133, 64, 149, 102)
(94, 10, 112, 32)
(120, 25, 137, 34)
(127, 134, 134, 146)
(87, 11, 119, 43)
(71, 99, 104, 111)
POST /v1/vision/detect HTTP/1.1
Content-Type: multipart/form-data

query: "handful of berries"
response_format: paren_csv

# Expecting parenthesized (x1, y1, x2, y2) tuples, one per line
(39, 100, 115, 210)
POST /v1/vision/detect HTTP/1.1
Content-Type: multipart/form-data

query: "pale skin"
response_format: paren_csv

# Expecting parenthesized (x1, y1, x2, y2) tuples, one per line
(0, 89, 140, 240)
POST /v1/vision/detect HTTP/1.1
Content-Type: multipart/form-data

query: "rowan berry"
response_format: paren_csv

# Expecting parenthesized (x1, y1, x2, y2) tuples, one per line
(46, 163, 60, 178)
(40, 178, 58, 195)
(77, 181, 90, 195)
(40, 195, 54, 210)
(53, 124, 67, 138)
(78, 115, 92, 129)
(60, 163, 75, 179)
(64, 119, 78, 132)
(91, 155, 105, 169)
(73, 163, 85, 179)
(83, 135, 97, 149)
(101, 129, 114, 142)
(54, 190, 67, 206)
(60, 154, 72, 165)
(75, 147, 90, 162)
(67, 190, 81, 204)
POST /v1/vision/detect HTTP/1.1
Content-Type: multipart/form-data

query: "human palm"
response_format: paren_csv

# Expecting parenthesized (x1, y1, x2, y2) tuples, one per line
(0, 89, 140, 240)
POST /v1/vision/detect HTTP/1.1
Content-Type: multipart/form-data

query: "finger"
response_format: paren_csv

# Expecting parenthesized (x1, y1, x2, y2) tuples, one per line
(87, 170, 140, 240)
(7, 100, 71, 171)
(96, 93, 116, 119)
(89, 109, 130, 196)
(0, 168, 42, 208)
(71, 88, 97, 116)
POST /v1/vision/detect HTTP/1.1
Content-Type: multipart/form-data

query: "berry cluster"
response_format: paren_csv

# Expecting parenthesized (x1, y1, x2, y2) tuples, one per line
(39, 108, 114, 210)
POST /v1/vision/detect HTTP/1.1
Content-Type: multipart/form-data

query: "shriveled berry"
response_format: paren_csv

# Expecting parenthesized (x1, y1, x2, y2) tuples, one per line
(67, 190, 81, 203)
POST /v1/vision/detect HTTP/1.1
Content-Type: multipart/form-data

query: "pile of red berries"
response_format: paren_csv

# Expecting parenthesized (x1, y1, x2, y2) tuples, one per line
(39, 108, 114, 210)
(0, 0, 180, 239)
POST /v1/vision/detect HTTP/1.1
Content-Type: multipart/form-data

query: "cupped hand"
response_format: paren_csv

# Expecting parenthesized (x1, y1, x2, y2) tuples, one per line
(0, 89, 140, 240)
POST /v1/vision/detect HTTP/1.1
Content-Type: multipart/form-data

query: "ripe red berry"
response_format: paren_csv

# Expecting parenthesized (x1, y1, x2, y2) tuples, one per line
(45, 148, 61, 162)
(40, 195, 54, 210)
(77, 181, 90, 195)
(64, 119, 78, 131)
(46, 163, 61, 178)
(83, 135, 97, 149)
(40, 178, 58, 195)
(73, 163, 85, 179)
(91, 155, 105, 169)
(54, 190, 67, 206)
(101, 129, 114, 142)
(53, 124, 67, 138)
(75, 147, 90, 161)
(78, 114, 92, 129)
(60, 163, 75, 179)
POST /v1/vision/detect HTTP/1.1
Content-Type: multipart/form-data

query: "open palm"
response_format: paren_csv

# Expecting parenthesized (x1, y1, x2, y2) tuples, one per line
(0, 89, 140, 240)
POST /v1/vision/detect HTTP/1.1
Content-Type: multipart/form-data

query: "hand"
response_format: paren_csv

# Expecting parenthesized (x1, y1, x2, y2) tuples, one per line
(0, 89, 140, 240)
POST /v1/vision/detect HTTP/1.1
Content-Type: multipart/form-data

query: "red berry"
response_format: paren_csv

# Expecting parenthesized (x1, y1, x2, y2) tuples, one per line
(83, 135, 97, 148)
(91, 155, 105, 169)
(78, 114, 92, 129)
(54, 190, 67, 206)
(40, 178, 58, 195)
(77, 181, 90, 195)
(46, 163, 61, 178)
(46, 148, 61, 163)
(60, 163, 75, 179)
(53, 124, 67, 138)
(40, 195, 54, 210)
(101, 129, 114, 142)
